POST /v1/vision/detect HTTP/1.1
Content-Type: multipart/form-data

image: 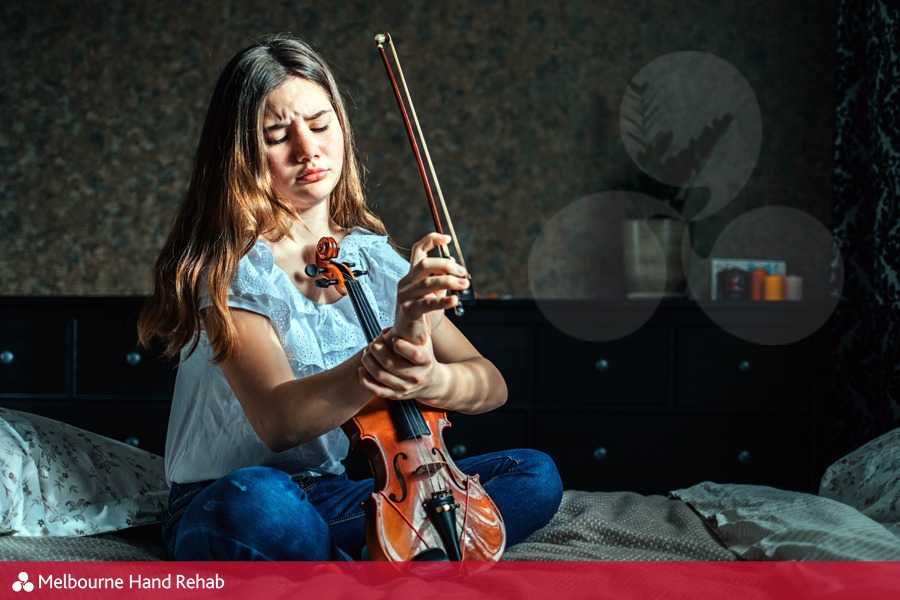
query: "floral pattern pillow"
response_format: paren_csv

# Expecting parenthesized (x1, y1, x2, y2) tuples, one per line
(0, 408, 168, 536)
(819, 427, 900, 535)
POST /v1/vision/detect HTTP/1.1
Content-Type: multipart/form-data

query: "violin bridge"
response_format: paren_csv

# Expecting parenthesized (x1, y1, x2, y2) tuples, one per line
(413, 461, 447, 475)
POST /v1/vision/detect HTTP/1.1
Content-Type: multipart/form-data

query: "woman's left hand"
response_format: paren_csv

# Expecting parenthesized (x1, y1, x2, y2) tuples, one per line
(357, 328, 450, 403)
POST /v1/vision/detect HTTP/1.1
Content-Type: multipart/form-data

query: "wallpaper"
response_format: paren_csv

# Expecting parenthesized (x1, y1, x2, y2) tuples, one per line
(0, 0, 837, 298)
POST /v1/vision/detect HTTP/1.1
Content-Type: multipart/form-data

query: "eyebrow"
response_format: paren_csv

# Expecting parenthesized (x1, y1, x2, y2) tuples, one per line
(264, 109, 333, 132)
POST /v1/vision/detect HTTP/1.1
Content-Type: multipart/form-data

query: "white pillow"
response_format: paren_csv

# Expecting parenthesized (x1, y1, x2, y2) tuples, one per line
(0, 407, 168, 536)
(819, 427, 900, 535)
(671, 482, 900, 560)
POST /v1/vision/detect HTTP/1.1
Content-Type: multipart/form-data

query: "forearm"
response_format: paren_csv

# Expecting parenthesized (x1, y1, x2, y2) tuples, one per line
(419, 356, 508, 415)
(232, 350, 373, 452)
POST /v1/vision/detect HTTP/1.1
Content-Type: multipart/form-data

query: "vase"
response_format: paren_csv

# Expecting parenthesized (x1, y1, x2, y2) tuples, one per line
(622, 217, 689, 299)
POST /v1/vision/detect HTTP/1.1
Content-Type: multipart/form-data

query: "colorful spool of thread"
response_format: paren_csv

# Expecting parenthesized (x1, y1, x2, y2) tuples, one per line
(763, 274, 785, 301)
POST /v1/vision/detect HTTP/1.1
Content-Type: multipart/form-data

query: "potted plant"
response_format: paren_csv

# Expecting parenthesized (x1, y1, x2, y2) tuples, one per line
(620, 79, 733, 298)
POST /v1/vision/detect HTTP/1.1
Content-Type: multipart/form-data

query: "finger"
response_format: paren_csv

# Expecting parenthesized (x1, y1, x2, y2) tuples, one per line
(358, 367, 403, 399)
(390, 337, 430, 366)
(359, 354, 413, 390)
(397, 274, 470, 305)
(358, 363, 420, 400)
(396, 292, 460, 321)
(361, 341, 404, 376)
(362, 337, 419, 380)
(409, 233, 452, 266)
(403, 259, 467, 288)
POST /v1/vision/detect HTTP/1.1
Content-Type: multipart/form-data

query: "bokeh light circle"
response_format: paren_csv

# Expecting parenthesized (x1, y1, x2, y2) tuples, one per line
(620, 51, 762, 220)
(687, 206, 843, 344)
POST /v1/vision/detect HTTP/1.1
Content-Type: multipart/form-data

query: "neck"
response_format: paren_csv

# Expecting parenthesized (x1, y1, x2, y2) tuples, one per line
(292, 201, 339, 240)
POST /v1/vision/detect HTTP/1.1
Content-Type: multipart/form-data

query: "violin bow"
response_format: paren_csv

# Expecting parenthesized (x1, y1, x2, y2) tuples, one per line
(374, 32, 473, 315)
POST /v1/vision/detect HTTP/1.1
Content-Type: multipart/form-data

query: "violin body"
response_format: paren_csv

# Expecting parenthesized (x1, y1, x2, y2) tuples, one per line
(343, 398, 506, 563)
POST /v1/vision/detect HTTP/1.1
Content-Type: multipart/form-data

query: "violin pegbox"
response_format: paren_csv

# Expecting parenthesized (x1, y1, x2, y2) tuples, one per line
(304, 236, 367, 295)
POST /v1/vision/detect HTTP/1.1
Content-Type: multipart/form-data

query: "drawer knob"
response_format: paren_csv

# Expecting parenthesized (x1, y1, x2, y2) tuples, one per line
(594, 358, 610, 373)
(450, 444, 468, 459)
(737, 360, 751, 374)
(124, 436, 141, 447)
(0, 350, 13, 365)
(125, 351, 142, 367)
(737, 450, 752, 464)
(592, 447, 609, 462)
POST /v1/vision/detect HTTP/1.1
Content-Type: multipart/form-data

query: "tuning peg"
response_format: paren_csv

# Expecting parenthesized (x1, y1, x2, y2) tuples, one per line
(315, 279, 337, 289)
(305, 264, 324, 277)
(352, 270, 369, 278)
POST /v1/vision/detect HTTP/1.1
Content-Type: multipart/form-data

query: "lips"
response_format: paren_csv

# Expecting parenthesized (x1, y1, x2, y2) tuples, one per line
(296, 169, 328, 183)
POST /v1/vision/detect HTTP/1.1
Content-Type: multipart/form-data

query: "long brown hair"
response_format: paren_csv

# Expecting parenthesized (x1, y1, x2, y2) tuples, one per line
(138, 33, 386, 361)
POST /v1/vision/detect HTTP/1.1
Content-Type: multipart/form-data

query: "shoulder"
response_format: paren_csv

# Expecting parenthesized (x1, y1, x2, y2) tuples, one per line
(338, 228, 408, 274)
(223, 240, 293, 323)
(239, 239, 277, 278)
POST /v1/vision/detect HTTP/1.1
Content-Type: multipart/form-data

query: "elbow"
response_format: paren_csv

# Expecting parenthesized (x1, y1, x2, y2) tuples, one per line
(260, 432, 297, 454)
(254, 423, 295, 453)
(476, 358, 507, 412)
(494, 378, 508, 409)
(247, 411, 307, 453)
(469, 371, 507, 414)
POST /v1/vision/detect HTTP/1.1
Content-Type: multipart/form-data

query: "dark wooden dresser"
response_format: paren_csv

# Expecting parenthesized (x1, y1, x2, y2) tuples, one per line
(0, 297, 175, 456)
(0, 297, 827, 493)
(444, 299, 828, 494)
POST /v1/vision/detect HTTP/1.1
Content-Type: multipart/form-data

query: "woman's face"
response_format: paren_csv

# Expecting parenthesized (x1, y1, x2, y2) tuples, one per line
(263, 77, 345, 214)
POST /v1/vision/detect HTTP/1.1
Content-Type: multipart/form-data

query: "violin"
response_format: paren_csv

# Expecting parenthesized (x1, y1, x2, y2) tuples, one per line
(305, 237, 506, 564)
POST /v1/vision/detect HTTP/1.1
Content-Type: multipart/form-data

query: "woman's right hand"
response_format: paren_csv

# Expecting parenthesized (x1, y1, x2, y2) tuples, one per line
(390, 233, 470, 345)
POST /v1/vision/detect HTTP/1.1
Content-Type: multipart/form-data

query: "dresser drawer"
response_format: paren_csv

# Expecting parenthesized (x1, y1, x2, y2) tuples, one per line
(75, 317, 177, 397)
(676, 326, 817, 408)
(454, 323, 532, 404)
(534, 412, 815, 494)
(535, 325, 668, 406)
(0, 318, 70, 395)
(441, 409, 529, 460)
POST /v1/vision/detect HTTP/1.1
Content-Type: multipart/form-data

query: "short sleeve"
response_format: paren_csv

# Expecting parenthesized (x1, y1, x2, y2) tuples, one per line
(197, 241, 292, 345)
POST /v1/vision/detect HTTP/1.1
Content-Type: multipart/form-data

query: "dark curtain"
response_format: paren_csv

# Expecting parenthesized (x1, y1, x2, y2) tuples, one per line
(830, 0, 900, 460)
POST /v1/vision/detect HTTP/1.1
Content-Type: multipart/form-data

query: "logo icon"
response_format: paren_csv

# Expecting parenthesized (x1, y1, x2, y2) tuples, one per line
(12, 572, 34, 592)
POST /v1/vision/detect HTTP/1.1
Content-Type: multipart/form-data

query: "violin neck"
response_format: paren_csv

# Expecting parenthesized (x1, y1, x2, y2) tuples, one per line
(345, 279, 382, 343)
(344, 278, 431, 440)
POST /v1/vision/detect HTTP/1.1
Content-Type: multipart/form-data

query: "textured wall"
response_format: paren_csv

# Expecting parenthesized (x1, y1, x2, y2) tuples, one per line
(0, 0, 836, 298)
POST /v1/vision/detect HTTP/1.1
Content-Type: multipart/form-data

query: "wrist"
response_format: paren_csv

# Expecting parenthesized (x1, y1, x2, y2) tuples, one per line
(420, 362, 453, 406)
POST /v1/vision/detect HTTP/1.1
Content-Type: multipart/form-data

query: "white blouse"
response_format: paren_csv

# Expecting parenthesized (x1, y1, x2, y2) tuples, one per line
(164, 229, 409, 485)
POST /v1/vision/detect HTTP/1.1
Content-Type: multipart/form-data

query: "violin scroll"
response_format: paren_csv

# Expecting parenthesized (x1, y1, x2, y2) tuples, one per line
(304, 236, 367, 296)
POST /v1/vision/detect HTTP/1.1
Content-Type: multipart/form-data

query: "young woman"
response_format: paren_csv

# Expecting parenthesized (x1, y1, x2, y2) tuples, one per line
(138, 33, 562, 561)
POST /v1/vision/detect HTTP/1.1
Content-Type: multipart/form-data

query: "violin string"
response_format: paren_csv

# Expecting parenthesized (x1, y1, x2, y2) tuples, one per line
(352, 274, 439, 501)
(385, 33, 468, 271)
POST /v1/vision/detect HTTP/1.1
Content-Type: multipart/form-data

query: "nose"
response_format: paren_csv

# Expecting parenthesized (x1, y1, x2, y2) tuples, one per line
(291, 124, 318, 163)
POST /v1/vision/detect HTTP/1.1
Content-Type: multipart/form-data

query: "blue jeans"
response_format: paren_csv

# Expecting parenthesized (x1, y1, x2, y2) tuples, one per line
(162, 449, 562, 561)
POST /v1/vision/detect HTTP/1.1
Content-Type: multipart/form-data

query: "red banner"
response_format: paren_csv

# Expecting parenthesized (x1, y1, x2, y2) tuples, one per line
(3, 561, 898, 599)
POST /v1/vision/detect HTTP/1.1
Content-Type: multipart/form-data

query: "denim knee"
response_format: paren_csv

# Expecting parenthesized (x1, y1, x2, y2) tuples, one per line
(515, 449, 563, 522)
(461, 448, 563, 546)
(171, 466, 338, 561)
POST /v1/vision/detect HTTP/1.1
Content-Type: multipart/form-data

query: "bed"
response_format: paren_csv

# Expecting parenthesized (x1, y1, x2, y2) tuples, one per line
(1, 406, 897, 563)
